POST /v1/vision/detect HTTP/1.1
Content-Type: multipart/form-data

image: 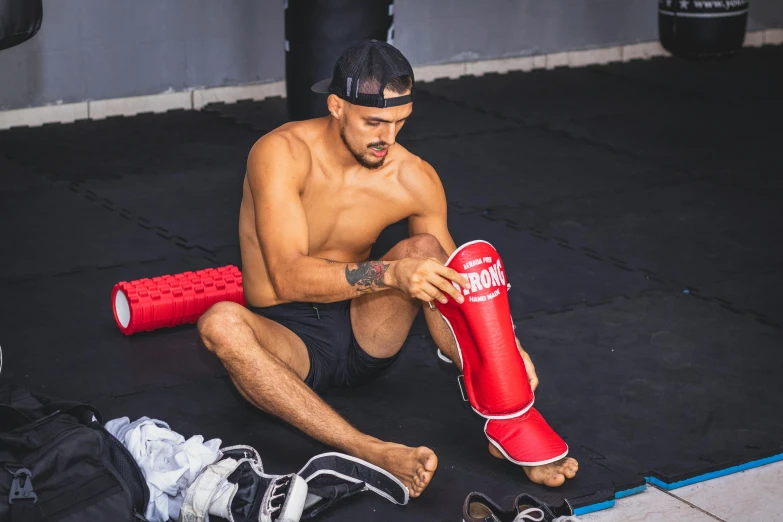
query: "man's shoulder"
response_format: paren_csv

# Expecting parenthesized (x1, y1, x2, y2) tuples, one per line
(247, 123, 313, 181)
(390, 148, 446, 217)
(395, 147, 441, 195)
(252, 123, 311, 160)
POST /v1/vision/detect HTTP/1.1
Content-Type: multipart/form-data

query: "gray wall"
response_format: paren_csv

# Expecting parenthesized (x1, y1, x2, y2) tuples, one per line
(1, 0, 782, 111)
(396, 0, 783, 65)
(0, 0, 284, 110)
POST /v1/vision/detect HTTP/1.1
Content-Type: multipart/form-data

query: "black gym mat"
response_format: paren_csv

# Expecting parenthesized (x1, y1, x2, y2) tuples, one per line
(596, 46, 783, 102)
(485, 178, 783, 324)
(2, 44, 782, 520)
(0, 110, 258, 183)
(550, 99, 783, 186)
(513, 289, 783, 481)
(418, 65, 686, 126)
(0, 257, 227, 399)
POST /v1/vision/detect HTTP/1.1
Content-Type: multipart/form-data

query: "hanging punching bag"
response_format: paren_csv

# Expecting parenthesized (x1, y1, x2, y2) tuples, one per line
(658, 0, 749, 60)
(285, 0, 394, 121)
(0, 0, 43, 52)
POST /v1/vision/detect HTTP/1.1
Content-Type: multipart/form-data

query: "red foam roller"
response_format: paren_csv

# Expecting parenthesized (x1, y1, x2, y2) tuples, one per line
(112, 265, 246, 335)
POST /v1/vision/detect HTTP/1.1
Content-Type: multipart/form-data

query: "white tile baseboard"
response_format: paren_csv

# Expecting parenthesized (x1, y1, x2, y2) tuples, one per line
(764, 28, 783, 45)
(89, 91, 192, 120)
(0, 102, 89, 129)
(192, 81, 287, 110)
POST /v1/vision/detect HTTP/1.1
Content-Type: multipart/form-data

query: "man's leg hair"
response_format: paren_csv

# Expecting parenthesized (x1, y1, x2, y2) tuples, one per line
(351, 233, 451, 358)
(198, 301, 437, 497)
(199, 302, 371, 453)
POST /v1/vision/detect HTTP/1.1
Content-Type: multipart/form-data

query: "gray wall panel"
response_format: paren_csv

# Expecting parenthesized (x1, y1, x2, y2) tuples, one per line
(0, 0, 284, 110)
(749, 0, 783, 28)
(392, 0, 658, 65)
(0, 0, 780, 111)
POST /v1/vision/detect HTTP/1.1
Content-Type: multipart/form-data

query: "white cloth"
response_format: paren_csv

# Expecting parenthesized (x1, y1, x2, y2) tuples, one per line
(105, 416, 222, 522)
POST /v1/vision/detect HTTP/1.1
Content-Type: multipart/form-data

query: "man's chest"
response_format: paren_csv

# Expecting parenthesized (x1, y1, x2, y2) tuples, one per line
(301, 181, 410, 256)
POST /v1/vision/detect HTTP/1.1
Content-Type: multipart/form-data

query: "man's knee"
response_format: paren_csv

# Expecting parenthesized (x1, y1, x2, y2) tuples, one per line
(197, 301, 248, 355)
(399, 233, 447, 262)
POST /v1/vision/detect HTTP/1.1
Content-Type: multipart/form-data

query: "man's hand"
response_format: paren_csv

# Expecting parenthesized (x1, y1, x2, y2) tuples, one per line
(387, 257, 469, 305)
(516, 338, 539, 392)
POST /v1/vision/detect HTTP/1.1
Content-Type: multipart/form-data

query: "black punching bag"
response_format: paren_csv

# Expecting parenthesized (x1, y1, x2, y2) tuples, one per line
(285, 0, 394, 121)
(658, 0, 749, 60)
(0, 0, 43, 51)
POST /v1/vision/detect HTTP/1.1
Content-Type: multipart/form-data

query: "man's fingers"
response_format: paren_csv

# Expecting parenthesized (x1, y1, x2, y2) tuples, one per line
(416, 282, 445, 304)
(434, 263, 470, 290)
(516, 338, 540, 392)
(523, 357, 539, 392)
(526, 361, 539, 392)
(430, 274, 465, 304)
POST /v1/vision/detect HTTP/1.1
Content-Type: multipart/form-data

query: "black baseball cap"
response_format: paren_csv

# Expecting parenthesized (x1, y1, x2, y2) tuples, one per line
(311, 39, 415, 108)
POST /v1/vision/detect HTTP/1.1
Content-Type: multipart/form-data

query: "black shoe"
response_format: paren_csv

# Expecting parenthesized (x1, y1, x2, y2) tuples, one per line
(463, 492, 517, 522)
(462, 491, 581, 522)
(514, 493, 579, 521)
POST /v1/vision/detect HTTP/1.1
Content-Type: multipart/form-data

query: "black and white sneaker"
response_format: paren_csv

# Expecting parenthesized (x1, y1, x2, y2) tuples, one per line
(514, 493, 579, 522)
(463, 492, 517, 522)
(462, 492, 580, 522)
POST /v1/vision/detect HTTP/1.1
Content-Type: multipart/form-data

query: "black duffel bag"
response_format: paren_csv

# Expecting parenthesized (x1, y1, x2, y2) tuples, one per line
(0, 384, 150, 522)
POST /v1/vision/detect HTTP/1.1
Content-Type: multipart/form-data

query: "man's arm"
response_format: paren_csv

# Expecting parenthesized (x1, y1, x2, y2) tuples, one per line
(247, 134, 394, 303)
(406, 160, 457, 255)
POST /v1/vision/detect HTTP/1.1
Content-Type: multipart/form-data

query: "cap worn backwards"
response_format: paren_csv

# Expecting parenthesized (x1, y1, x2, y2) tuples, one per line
(311, 39, 415, 109)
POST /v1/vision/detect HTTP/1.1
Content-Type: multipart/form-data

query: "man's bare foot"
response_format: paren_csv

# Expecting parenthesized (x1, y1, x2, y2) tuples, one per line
(362, 441, 438, 498)
(488, 442, 579, 487)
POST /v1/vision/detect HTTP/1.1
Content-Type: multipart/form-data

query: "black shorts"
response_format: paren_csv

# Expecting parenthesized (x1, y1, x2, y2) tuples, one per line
(248, 300, 399, 393)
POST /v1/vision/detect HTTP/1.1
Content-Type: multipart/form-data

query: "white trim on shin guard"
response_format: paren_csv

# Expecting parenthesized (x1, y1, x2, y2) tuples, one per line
(486, 431, 570, 467)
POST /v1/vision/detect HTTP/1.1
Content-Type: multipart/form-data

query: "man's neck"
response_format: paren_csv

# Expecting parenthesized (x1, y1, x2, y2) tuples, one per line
(321, 117, 369, 174)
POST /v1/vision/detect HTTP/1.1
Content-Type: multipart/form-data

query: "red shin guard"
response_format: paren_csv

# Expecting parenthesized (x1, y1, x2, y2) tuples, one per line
(436, 240, 568, 466)
(486, 410, 569, 466)
(435, 240, 532, 418)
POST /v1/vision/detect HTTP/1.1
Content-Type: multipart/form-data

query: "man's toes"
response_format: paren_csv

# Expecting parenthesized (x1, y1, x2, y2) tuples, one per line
(545, 473, 566, 487)
(422, 450, 438, 472)
(557, 458, 577, 477)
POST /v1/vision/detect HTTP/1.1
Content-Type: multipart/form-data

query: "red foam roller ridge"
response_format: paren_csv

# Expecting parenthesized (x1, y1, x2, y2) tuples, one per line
(111, 265, 246, 335)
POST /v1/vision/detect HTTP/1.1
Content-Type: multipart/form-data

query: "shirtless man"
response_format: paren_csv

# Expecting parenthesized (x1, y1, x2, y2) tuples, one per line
(197, 40, 578, 498)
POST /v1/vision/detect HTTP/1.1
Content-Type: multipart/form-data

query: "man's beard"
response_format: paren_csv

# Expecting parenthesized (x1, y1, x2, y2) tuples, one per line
(340, 124, 386, 170)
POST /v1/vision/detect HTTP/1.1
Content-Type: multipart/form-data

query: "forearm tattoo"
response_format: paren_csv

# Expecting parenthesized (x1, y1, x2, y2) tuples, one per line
(345, 261, 389, 293)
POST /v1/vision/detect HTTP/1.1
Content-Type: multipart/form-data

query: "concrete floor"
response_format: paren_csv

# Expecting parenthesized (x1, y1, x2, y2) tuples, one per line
(583, 461, 782, 522)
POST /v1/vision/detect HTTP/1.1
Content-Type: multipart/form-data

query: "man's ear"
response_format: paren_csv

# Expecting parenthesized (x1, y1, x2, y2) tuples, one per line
(327, 94, 343, 119)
